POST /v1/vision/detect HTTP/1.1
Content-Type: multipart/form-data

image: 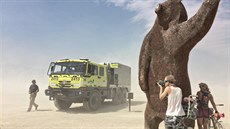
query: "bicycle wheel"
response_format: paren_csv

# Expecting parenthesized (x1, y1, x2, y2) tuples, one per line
(216, 121, 224, 129)
(208, 117, 216, 129)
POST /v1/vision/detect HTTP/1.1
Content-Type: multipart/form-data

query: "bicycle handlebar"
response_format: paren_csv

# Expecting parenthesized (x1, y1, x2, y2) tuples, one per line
(216, 104, 224, 106)
(189, 95, 198, 98)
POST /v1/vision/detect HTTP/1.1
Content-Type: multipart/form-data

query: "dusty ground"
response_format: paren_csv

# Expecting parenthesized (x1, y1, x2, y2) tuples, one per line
(1, 92, 149, 129)
(1, 91, 229, 129)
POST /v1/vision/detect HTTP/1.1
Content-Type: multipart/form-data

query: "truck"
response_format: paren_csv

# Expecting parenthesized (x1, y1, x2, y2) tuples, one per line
(45, 59, 131, 111)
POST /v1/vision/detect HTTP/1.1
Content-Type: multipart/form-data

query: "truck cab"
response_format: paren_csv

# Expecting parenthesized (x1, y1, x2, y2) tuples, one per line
(47, 59, 107, 89)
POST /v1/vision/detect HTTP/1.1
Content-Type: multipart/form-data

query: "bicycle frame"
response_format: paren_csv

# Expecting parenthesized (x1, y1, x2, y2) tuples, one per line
(186, 95, 198, 120)
(209, 114, 224, 129)
(171, 95, 198, 128)
(208, 104, 225, 129)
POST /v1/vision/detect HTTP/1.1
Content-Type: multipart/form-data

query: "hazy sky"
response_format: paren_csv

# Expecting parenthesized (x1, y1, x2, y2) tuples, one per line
(1, 0, 229, 118)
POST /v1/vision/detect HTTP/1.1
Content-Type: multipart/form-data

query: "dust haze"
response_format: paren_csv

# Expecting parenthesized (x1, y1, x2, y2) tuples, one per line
(1, 62, 149, 129)
(1, 62, 229, 129)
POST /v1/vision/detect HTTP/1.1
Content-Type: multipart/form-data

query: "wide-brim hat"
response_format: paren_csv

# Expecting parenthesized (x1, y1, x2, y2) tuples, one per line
(165, 75, 176, 83)
(199, 82, 208, 88)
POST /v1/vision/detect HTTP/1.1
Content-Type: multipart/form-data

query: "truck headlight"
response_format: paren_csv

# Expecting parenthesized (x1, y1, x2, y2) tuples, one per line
(50, 83, 56, 86)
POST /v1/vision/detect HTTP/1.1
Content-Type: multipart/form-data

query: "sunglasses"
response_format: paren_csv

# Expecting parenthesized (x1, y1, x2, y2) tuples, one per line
(164, 80, 173, 83)
(164, 80, 169, 83)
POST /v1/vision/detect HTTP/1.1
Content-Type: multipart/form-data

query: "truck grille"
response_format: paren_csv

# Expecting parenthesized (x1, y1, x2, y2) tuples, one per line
(59, 81, 71, 87)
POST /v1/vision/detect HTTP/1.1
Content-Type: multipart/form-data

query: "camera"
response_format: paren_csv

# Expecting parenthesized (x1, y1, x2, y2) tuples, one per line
(157, 80, 165, 87)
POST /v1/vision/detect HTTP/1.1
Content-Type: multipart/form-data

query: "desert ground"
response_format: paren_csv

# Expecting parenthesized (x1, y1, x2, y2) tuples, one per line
(1, 91, 149, 129)
(1, 88, 229, 129)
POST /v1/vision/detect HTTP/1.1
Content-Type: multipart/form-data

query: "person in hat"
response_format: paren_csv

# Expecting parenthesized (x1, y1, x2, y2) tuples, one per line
(196, 82, 218, 129)
(27, 80, 39, 112)
(158, 75, 185, 128)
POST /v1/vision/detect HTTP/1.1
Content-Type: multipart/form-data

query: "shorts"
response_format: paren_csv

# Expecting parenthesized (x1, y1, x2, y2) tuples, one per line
(196, 107, 211, 118)
(164, 116, 185, 129)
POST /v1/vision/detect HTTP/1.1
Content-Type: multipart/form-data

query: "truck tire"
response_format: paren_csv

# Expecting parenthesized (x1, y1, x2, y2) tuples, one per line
(112, 88, 122, 105)
(83, 90, 101, 111)
(54, 98, 72, 110)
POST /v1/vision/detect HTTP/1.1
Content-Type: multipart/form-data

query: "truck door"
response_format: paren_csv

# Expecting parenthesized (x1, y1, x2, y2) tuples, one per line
(98, 66, 107, 87)
(87, 64, 98, 87)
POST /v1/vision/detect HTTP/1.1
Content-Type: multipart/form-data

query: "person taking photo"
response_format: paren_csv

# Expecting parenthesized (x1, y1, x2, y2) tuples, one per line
(158, 75, 185, 129)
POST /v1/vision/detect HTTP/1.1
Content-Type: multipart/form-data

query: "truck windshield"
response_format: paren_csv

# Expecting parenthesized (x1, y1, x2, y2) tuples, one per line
(50, 62, 87, 75)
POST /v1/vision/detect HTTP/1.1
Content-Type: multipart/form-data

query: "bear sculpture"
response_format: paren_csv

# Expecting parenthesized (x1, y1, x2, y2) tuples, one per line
(138, 0, 220, 128)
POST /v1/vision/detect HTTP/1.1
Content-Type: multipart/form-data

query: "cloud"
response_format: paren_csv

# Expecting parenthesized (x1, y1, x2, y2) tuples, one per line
(105, 0, 160, 29)
(106, 0, 229, 28)
(104, 0, 230, 96)
(105, 0, 128, 6)
(105, 0, 230, 57)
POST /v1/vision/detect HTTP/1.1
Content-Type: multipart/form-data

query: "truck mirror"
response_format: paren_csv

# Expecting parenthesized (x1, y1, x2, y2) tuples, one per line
(47, 66, 54, 75)
(51, 66, 54, 72)
(47, 62, 55, 75)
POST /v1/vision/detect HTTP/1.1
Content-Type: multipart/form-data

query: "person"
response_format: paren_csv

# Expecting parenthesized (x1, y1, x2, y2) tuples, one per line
(158, 75, 185, 129)
(27, 80, 39, 112)
(196, 82, 218, 129)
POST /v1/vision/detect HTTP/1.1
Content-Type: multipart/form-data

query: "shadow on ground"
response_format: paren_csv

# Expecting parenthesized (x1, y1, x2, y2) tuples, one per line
(36, 109, 53, 111)
(61, 101, 146, 114)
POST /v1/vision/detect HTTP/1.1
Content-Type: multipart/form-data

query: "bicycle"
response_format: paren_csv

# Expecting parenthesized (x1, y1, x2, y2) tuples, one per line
(169, 95, 225, 129)
(184, 95, 198, 120)
(168, 95, 198, 129)
(208, 104, 225, 129)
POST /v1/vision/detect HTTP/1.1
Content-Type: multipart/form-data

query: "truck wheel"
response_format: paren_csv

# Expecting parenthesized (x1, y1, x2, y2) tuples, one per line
(54, 98, 72, 110)
(112, 89, 122, 105)
(83, 90, 101, 111)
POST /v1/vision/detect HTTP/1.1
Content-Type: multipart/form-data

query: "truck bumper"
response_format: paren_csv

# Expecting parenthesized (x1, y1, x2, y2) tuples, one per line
(45, 87, 88, 102)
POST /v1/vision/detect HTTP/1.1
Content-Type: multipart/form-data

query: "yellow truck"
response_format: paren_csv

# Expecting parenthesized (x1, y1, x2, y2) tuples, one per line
(45, 59, 131, 110)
